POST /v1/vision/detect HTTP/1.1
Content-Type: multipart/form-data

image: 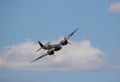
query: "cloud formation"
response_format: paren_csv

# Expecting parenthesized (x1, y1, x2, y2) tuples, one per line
(0, 40, 106, 71)
(109, 1, 120, 13)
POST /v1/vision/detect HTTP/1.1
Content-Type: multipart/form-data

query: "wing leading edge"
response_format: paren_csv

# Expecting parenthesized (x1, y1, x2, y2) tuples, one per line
(66, 28, 79, 40)
(30, 53, 48, 63)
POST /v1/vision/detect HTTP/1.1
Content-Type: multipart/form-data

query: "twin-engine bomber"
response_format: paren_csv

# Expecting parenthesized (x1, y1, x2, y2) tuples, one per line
(30, 28, 79, 63)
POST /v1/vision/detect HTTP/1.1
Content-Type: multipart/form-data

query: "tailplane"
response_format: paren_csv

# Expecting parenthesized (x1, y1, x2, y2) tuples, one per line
(36, 41, 44, 52)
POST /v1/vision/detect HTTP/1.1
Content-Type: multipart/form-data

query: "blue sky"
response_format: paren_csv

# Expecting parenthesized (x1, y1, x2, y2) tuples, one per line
(0, 0, 120, 82)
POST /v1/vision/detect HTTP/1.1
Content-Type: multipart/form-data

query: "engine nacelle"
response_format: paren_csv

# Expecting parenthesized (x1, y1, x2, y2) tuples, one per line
(60, 38, 68, 46)
(47, 50, 54, 55)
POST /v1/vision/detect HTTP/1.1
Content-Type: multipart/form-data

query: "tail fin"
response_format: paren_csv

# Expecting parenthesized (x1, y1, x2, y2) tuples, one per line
(36, 41, 44, 52)
(36, 41, 50, 52)
(38, 41, 44, 48)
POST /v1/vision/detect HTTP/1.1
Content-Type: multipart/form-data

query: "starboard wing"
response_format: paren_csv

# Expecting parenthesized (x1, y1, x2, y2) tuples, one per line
(65, 28, 79, 40)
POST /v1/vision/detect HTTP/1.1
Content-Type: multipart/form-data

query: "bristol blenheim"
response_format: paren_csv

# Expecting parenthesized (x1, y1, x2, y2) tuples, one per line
(30, 28, 79, 63)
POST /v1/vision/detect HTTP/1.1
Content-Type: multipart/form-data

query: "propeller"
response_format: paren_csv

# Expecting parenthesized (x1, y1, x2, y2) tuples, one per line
(64, 37, 71, 45)
(53, 54, 55, 57)
(64, 37, 67, 41)
(68, 42, 71, 44)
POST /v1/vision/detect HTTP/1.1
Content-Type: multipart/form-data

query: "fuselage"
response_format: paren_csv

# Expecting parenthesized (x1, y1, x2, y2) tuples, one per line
(43, 44, 62, 51)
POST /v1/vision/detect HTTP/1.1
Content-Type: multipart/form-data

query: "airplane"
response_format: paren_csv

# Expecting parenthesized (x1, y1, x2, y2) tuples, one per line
(36, 28, 79, 52)
(30, 28, 79, 63)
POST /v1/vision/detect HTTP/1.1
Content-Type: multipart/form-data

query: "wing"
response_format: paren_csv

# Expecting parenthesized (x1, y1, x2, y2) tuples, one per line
(65, 28, 79, 40)
(30, 53, 48, 63)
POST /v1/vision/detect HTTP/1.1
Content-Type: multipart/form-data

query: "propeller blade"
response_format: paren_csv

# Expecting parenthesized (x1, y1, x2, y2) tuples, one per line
(68, 42, 71, 44)
(53, 54, 55, 57)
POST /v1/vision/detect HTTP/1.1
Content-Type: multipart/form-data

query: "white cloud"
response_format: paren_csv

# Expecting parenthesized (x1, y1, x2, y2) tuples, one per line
(0, 40, 106, 71)
(109, 1, 120, 13)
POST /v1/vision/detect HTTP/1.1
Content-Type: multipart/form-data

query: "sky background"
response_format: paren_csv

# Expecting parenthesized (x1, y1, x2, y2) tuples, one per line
(0, 0, 120, 82)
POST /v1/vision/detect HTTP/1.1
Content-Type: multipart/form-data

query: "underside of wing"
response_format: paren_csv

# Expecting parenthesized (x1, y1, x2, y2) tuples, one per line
(66, 28, 79, 40)
(30, 53, 48, 63)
